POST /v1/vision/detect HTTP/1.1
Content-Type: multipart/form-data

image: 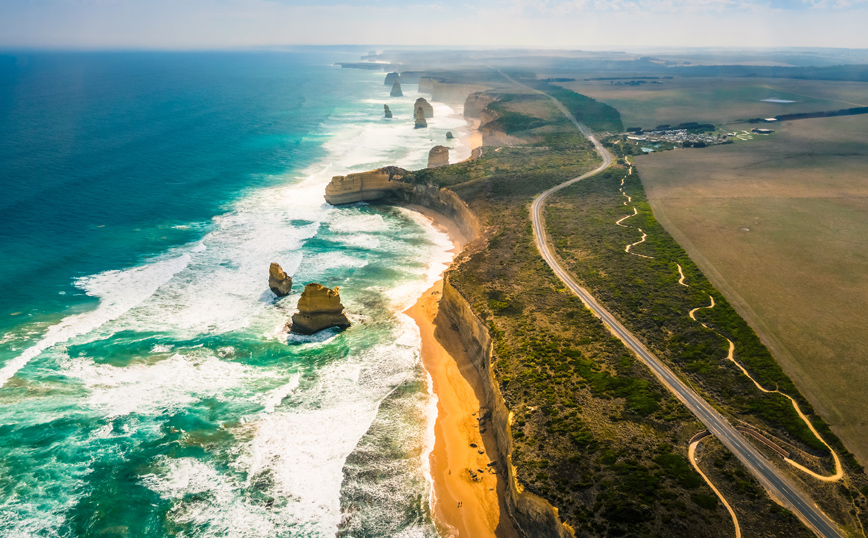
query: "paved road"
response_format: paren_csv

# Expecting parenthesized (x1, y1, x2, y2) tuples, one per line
(514, 76, 844, 538)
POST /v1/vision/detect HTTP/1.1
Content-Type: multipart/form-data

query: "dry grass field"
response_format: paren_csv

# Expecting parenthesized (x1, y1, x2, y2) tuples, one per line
(636, 114, 868, 466)
(554, 77, 868, 128)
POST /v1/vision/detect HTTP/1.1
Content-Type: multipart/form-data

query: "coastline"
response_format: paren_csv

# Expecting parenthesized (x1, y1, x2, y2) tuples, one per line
(404, 207, 518, 538)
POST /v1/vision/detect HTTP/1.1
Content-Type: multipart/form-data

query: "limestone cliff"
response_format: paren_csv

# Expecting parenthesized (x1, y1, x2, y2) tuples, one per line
(480, 108, 528, 147)
(290, 283, 350, 335)
(464, 92, 498, 119)
(414, 97, 434, 119)
(438, 280, 574, 538)
(427, 146, 449, 168)
(268, 263, 293, 297)
(324, 166, 410, 205)
(414, 106, 427, 129)
(324, 172, 480, 241)
(390, 80, 403, 97)
(384, 104, 392, 118)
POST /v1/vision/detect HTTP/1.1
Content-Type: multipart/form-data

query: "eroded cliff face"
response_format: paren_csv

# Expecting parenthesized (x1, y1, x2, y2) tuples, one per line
(438, 279, 575, 538)
(464, 92, 498, 119)
(480, 108, 527, 147)
(324, 167, 410, 205)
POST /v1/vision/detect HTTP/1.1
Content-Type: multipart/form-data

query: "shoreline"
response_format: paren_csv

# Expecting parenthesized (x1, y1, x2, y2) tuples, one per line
(404, 207, 517, 538)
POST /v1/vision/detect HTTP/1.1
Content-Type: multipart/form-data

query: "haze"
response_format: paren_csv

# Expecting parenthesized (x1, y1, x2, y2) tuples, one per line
(2, 0, 867, 50)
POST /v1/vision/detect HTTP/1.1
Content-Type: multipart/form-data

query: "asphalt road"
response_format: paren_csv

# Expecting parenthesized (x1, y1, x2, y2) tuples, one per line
(520, 80, 844, 538)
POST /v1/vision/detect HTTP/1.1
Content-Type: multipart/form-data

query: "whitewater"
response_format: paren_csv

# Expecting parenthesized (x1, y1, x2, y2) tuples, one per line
(0, 52, 472, 537)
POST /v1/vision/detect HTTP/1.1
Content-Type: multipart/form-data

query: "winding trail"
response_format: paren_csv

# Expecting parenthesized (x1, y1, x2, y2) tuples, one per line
(496, 69, 844, 538)
(693, 303, 844, 481)
(678, 268, 843, 482)
(689, 434, 742, 538)
(617, 173, 653, 258)
(615, 206, 637, 227)
(624, 230, 653, 258)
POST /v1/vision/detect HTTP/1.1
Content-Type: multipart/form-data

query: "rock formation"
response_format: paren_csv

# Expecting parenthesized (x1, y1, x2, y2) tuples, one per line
(290, 283, 351, 334)
(390, 80, 403, 97)
(384, 72, 400, 86)
(428, 146, 450, 168)
(414, 98, 434, 118)
(464, 92, 497, 119)
(384, 104, 392, 118)
(325, 166, 409, 205)
(268, 263, 293, 297)
(446, 131, 454, 140)
(414, 106, 427, 129)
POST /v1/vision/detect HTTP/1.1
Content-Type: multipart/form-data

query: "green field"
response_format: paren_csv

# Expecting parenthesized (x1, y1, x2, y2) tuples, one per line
(636, 114, 868, 470)
(553, 76, 868, 129)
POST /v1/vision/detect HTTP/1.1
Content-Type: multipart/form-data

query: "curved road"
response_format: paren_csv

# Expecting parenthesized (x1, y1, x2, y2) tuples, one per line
(515, 76, 844, 538)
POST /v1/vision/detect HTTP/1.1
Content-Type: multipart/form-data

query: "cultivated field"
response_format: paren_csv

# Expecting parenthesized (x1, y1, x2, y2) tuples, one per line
(636, 114, 868, 466)
(553, 76, 868, 128)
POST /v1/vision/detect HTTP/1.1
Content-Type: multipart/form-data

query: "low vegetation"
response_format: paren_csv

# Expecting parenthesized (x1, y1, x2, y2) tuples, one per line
(399, 90, 819, 536)
(545, 159, 868, 532)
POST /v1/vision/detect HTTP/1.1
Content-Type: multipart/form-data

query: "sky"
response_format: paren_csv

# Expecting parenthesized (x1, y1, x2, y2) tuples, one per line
(1, 0, 867, 50)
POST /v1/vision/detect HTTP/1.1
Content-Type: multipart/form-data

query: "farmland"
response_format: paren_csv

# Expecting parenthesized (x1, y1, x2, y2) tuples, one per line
(635, 114, 868, 467)
(552, 76, 868, 129)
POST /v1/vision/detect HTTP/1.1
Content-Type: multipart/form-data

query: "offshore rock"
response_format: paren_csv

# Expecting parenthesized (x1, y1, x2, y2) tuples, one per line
(290, 283, 351, 335)
(414, 106, 427, 129)
(428, 146, 450, 168)
(390, 80, 403, 97)
(414, 97, 434, 118)
(268, 263, 293, 297)
(446, 131, 454, 140)
(384, 72, 400, 86)
(384, 104, 392, 118)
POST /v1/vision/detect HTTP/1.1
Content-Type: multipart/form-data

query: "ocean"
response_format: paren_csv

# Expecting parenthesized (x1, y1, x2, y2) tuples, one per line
(0, 50, 472, 537)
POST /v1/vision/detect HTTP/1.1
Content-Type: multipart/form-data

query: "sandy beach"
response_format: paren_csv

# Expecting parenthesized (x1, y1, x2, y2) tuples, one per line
(404, 208, 518, 538)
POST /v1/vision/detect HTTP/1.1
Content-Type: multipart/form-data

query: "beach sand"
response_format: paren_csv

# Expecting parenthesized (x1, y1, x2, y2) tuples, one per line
(405, 208, 519, 538)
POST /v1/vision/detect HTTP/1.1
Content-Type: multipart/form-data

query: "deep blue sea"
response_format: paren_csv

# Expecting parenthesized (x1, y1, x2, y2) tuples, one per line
(0, 50, 473, 537)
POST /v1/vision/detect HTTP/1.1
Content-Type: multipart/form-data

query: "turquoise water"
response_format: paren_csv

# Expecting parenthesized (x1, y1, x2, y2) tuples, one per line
(0, 50, 472, 537)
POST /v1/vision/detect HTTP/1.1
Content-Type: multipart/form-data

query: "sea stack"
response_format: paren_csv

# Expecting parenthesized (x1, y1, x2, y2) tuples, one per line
(428, 146, 449, 168)
(414, 97, 434, 118)
(384, 104, 392, 118)
(390, 80, 403, 97)
(414, 106, 427, 129)
(268, 263, 293, 297)
(384, 72, 400, 86)
(290, 283, 351, 334)
(446, 131, 454, 140)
